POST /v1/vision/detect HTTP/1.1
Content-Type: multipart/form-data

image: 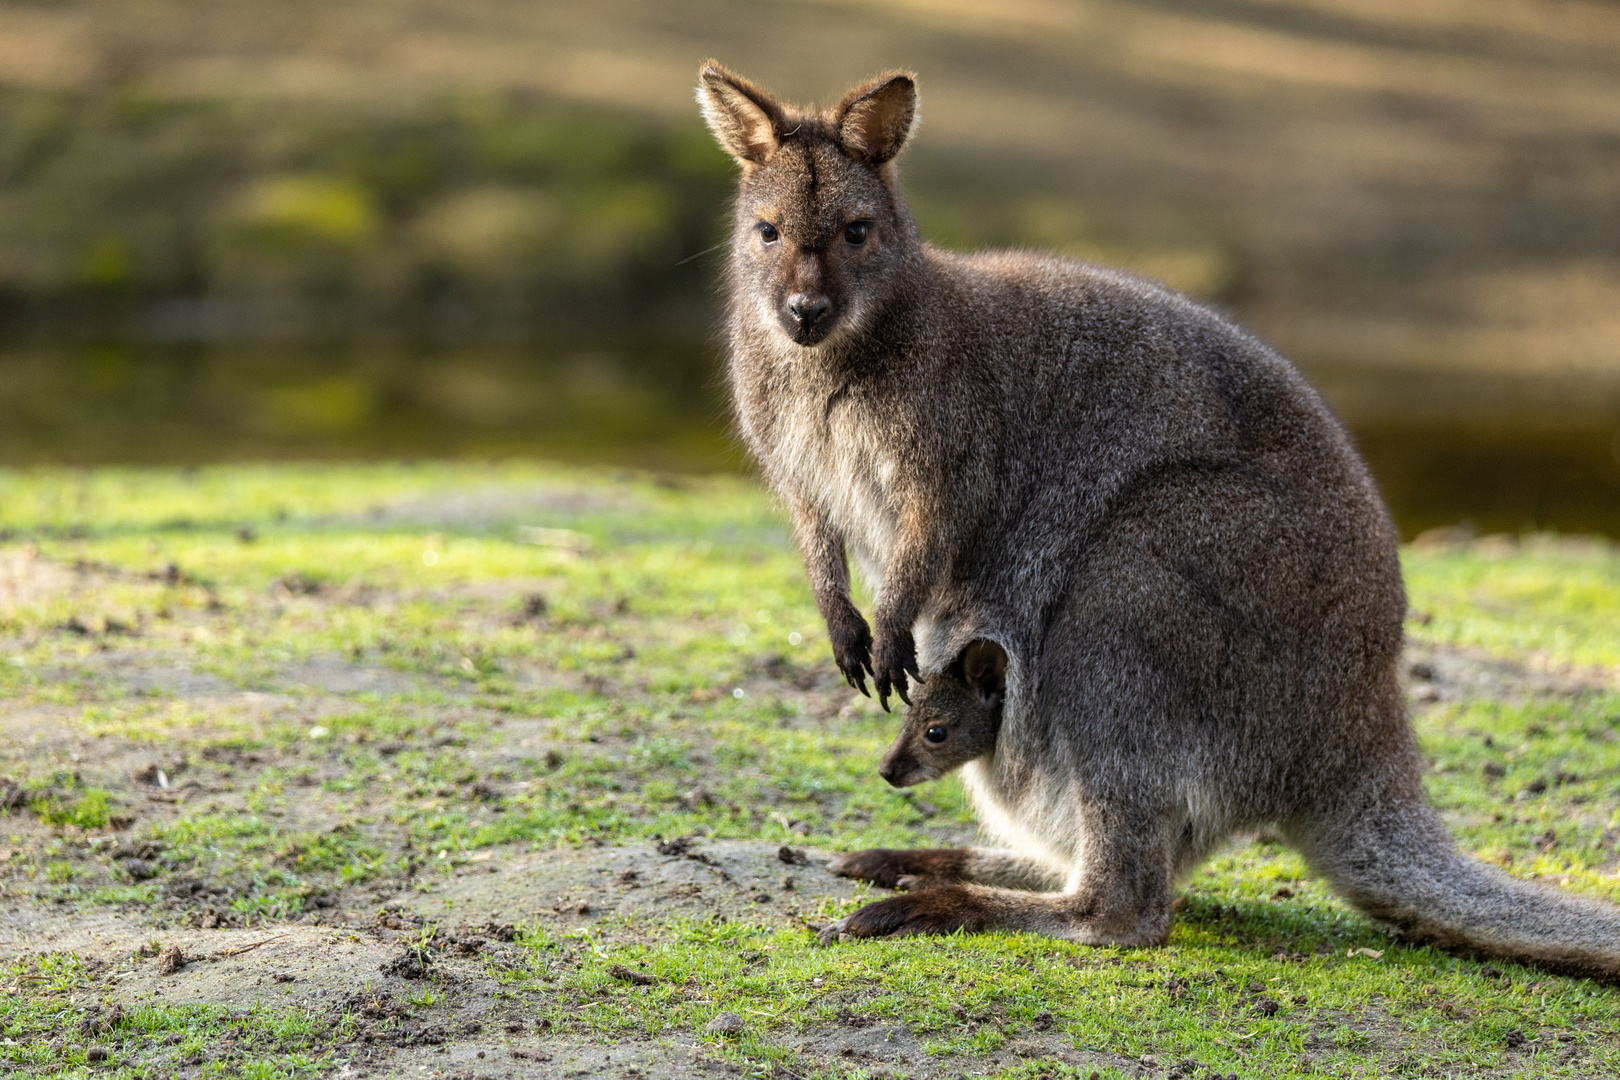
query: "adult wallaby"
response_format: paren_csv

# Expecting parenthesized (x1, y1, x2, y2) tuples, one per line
(698, 60, 1620, 979)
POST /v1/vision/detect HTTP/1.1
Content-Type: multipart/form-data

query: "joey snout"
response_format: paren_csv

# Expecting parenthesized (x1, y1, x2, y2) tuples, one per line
(878, 741, 931, 788)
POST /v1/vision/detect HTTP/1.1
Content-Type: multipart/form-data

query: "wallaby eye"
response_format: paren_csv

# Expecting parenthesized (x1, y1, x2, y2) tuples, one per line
(924, 725, 947, 744)
(758, 222, 779, 244)
(844, 221, 869, 246)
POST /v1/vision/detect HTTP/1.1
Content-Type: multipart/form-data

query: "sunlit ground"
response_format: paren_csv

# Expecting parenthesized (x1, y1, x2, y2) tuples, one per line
(2, 462, 1619, 1078)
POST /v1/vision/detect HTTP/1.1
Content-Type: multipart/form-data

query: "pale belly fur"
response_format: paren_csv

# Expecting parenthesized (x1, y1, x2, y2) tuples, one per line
(772, 399, 900, 597)
(960, 757, 1079, 884)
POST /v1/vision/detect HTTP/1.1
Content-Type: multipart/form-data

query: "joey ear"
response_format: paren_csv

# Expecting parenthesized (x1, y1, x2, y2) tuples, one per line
(697, 60, 786, 164)
(834, 72, 917, 164)
(960, 640, 1008, 701)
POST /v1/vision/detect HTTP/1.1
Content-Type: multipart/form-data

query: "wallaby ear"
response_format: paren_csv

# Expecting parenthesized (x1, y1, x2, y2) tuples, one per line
(961, 640, 1008, 701)
(697, 60, 786, 165)
(834, 72, 917, 165)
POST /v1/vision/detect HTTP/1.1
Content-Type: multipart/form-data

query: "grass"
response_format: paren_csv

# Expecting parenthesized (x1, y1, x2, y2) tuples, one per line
(0, 954, 333, 1080)
(1, 460, 1619, 1077)
(1405, 537, 1620, 672)
(512, 916, 1615, 1077)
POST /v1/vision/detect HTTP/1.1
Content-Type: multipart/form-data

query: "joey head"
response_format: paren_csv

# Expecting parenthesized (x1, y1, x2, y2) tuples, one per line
(879, 640, 1006, 788)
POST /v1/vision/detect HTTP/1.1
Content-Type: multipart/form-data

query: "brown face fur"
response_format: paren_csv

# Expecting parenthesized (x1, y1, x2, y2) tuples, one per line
(879, 640, 1007, 787)
(699, 62, 920, 348)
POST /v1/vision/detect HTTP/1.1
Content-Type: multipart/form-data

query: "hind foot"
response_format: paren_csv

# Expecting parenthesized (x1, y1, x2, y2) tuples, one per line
(827, 848, 970, 890)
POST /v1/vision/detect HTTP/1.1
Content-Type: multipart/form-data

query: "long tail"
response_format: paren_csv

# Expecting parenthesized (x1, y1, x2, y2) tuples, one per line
(1295, 785, 1620, 981)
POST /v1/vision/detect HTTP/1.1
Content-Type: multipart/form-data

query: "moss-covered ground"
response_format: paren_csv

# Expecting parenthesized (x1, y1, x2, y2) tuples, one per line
(2, 462, 1618, 1079)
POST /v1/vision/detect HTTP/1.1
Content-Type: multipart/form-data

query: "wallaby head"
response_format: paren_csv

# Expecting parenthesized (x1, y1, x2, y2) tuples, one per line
(879, 640, 1008, 788)
(697, 61, 921, 348)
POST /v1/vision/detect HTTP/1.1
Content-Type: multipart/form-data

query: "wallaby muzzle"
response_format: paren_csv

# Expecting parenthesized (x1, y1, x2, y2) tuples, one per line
(784, 292, 834, 345)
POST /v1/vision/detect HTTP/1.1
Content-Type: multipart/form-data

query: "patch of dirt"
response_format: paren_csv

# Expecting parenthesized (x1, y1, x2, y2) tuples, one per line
(1404, 640, 1612, 706)
(805, 1026, 1150, 1079)
(72, 650, 236, 698)
(2, 838, 1087, 1078)
(385, 839, 866, 931)
(356, 483, 643, 530)
(269, 655, 443, 697)
(0, 546, 76, 608)
(25, 646, 457, 701)
(0, 838, 865, 985)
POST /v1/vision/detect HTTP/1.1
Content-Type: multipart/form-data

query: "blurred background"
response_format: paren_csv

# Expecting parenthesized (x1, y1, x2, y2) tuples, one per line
(0, 0, 1617, 537)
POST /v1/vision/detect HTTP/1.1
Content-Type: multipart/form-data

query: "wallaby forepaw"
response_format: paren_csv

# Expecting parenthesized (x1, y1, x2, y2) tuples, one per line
(827, 849, 903, 888)
(830, 847, 970, 889)
(827, 609, 875, 697)
(872, 628, 919, 711)
(895, 874, 951, 892)
(815, 918, 851, 946)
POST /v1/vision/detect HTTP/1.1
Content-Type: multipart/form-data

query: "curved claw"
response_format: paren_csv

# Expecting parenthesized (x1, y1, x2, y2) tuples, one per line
(828, 609, 875, 701)
(876, 665, 914, 711)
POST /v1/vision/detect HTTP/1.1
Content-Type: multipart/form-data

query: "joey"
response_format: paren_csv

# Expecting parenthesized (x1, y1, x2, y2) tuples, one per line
(879, 640, 1005, 788)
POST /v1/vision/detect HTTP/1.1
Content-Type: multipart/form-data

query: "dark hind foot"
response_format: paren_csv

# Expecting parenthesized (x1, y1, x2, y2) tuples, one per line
(817, 884, 1171, 947)
(827, 848, 971, 890)
(818, 885, 995, 943)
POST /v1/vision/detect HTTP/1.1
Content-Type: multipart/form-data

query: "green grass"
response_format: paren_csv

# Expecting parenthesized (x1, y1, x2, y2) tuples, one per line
(0, 955, 333, 1080)
(508, 916, 1616, 1078)
(2, 461, 1619, 1077)
(1405, 538, 1620, 671)
(29, 787, 115, 830)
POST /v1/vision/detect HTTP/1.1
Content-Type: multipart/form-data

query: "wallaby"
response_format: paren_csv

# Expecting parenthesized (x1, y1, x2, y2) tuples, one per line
(699, 60, 1620, 979)
(878, 639, 1006, 789)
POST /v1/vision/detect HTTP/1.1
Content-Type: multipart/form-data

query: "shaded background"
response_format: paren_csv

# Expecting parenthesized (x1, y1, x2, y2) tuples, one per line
(1, 0, 1618, 536)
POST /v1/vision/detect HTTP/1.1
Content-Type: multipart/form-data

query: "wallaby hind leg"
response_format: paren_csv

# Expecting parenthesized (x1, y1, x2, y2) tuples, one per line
(829, 848, 1066, 891)
(821, 806, 1173, 946)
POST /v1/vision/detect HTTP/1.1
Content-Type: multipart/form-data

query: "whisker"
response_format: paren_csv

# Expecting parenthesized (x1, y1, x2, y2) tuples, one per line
(674, 240, 729, 267)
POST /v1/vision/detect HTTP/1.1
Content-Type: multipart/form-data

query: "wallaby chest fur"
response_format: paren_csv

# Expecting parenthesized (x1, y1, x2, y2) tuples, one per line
(701, 61, 1620, 980)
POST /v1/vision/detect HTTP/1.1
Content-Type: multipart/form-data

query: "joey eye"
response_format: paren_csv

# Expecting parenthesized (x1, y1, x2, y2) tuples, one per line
(758, 222, 779, 244)
(844, 221, 869, 246)
(924, 725, 947, 744)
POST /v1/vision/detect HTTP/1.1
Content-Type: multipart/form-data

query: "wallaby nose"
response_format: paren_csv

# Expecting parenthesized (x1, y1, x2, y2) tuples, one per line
(786, 293, 831, 329)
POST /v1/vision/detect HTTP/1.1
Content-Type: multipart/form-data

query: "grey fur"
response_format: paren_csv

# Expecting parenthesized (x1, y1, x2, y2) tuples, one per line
(699, 61, 1620, 979)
